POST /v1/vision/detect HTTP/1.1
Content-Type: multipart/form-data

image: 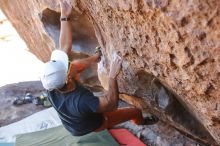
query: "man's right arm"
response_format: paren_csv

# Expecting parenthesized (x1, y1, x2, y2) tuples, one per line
(97, 55, 122, 113)
(59, 0, 72, 55)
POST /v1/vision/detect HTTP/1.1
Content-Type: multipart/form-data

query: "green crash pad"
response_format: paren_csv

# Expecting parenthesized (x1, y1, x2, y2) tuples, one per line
(15, 126, 119, 146)
(0, 143, 14, 146)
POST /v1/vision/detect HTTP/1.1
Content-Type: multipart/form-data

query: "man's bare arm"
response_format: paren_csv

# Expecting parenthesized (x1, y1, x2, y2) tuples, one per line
(97, 55, 122, 113)
(97, 77, 118, 112)
(59, 0, 72, 55)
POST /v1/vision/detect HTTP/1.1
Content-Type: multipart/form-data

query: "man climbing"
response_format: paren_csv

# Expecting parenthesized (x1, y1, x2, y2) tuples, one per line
(41, 0, 158, 136)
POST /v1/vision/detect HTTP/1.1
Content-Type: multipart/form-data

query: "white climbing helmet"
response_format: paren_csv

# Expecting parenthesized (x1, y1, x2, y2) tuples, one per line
(40, 50, 69, 91)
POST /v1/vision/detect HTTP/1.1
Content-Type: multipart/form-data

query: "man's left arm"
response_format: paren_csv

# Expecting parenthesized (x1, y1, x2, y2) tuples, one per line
(67, 53, 101, 80)
(71, 53, 100, 73)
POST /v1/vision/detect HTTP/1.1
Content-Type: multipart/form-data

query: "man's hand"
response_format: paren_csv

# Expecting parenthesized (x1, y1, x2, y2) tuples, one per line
(60, 0, 72, 17)
(109, 53, 122, 78)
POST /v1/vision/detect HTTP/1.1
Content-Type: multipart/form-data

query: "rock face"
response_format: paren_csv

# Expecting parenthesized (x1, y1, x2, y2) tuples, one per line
(1, 0, 220, 145)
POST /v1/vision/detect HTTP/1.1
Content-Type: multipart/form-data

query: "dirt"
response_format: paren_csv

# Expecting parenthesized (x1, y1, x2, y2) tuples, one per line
(0, 81, 45, 126)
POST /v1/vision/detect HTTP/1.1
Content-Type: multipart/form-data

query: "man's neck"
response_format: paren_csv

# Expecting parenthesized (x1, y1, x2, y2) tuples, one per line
(58, 80, 76, 93)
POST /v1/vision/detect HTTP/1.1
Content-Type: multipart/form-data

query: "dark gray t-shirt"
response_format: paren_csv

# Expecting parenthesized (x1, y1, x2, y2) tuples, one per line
(48, 83, 103, 136)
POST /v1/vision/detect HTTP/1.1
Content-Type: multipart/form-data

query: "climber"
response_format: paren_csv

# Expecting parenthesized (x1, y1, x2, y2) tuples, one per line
(40, 0, 158, 136)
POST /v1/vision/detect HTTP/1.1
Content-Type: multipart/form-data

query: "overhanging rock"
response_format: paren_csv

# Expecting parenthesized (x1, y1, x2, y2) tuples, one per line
(0, 0, 219, 145)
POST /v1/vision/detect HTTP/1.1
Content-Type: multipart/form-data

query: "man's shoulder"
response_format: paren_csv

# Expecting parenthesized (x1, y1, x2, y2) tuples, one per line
(48, 85, 97, 103)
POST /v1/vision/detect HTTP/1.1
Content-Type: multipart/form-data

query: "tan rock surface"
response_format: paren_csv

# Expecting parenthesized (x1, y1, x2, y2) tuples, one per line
(1, 0, 219, 145)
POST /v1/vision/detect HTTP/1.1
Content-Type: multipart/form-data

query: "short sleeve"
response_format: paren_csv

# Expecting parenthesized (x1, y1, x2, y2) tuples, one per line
(78, 94, 100, 114)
